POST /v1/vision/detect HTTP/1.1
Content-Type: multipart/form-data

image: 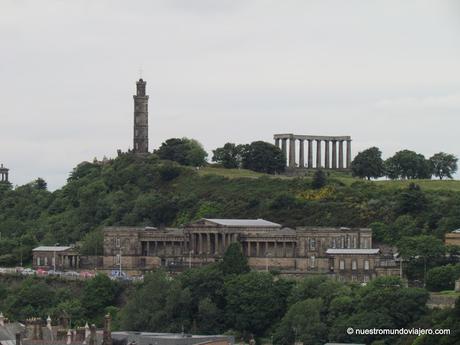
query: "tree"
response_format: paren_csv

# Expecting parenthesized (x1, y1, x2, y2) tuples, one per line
(156, 138, 208, 166)
(212, 143, 245, 169)
(224, 272, 287, 336)
(398, 235, 446, 284)
(426, 264, 460, 292)
(241, 141, 285, 174)
(81, 274, 118, 321)
(273, 298, 326, 345)
(220, 242, 249, 276)
(385, 150, 432, 180)
(311, 169, 327, 189)
(429, 152, 458, 180)
(396, 183, 428, 214)
(351, 147, 385, 180)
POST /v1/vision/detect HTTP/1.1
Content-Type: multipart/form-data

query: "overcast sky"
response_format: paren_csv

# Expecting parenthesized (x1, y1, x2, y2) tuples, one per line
(1, 0, 460, 190)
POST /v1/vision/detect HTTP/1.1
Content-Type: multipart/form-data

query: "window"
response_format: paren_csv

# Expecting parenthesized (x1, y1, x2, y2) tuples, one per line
(353, 236, 357, 249)
(352, 260, 357, 270)
(364, 260, 370, 270)
(309, 239, 316, 250)
(339, 260, 345, 270)
(310, 256, 316, 268)
(44, 257, 48, 266)
(37, 257, 41, 266)
(116, 238, 121, 248)
(115, 254, 121, 265)
(332, 239, 336, 248)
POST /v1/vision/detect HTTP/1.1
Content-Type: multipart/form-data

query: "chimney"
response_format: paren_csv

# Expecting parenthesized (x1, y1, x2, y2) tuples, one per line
(102, 314, 112, 345)
(0, 312, 4, 326)
(15, 332, 21, 345)
(89, 324, 97, 345)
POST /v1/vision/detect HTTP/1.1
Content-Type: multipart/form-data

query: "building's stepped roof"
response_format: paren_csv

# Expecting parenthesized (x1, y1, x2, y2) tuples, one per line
(203, 219, 281, 227)
(326, 248, 380, 255)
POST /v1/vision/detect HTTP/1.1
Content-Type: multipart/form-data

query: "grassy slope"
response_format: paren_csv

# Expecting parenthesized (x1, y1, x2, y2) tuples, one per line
(198, 166, 460, 191)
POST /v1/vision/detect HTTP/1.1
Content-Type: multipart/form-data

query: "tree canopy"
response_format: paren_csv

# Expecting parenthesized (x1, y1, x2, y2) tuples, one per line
(156, 138, 208, 166)
(351, 146, 385, 180)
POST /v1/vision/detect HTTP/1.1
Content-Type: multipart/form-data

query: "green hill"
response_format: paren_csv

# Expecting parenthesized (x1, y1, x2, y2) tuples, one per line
(1, 153, 460, 266)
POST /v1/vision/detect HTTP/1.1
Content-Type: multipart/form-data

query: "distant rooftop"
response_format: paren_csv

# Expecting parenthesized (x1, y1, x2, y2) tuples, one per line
(32, 246, 72, 252)
(203, 219, 281, 227)
(326, 249, 380, 255)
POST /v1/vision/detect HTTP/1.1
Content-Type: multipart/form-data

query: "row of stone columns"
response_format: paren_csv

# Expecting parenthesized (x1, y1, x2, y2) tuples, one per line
(0, 164, 8, 182)
(190, 232, 237, 255)
(275, 138, 352, 169)
(246, 241, 297, 258)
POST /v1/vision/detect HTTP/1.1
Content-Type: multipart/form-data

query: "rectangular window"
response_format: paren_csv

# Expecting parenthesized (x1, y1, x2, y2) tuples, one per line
(339, 260, 345, 270)
(37, 257, 41, 266)
(352, 260, 357, 270)
(309, 239, 316, 250)
(44, 257, 48, 266)
(364, 260, 370, 270)
(116, 238, 121, 248)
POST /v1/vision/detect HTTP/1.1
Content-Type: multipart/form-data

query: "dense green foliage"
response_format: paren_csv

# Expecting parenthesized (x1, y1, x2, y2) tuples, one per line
(0, 274, 121, 326)
(385, 150, 433, 180)
(351, 146, 385, 180)
(1, 152, 460, 270)
(212, 143, 245, 169)
(155, 138, 208, 167)
(429, 152, 458, 180)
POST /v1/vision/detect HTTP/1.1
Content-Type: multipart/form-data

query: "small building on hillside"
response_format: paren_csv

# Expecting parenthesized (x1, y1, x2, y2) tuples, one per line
(445, 229, 460, 247)
(32, 246, 80, 270)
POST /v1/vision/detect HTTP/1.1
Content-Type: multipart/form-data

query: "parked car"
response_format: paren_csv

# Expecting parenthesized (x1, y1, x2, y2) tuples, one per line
(63, 270, 79, 277)
(21, 268, 35, 276)
(79, 271, 95, 278)
(36, 268, 48, 276)
(48, 270, 63, 276)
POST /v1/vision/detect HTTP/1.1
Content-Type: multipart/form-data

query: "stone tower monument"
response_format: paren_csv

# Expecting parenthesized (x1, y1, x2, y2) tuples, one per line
(133, 79, 149, 153)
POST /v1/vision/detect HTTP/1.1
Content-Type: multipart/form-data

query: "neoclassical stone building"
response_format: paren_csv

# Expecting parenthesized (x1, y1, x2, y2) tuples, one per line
(103, 219, 399, 282)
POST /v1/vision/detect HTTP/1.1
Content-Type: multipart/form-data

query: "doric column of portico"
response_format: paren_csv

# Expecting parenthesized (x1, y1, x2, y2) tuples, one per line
(256, 242, 260, 257)
(198, 233, 203, 254)
(339, 141, 344, 169)
(299, 139, 305, 167)
(289, 138, 296, 168)
(283, 242, 287, 258)
(324, 140, 330, 169)
(307, 140, 313, 168)
(275, 138, 280, 148)
(207, 233, 211, 254)
(247, 242, 251, 256)
(316, 140, 322, 168)
(346, 140, 352, 169)
(214, 233, 219, 254)
(332, 140, 337, 169)
(281, 139, 287, 166)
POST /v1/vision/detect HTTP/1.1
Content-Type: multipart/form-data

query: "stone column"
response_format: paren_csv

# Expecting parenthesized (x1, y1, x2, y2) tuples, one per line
(346, 140, 352, 169)
(146, 241, 150, 256)
(299, 139, 305, 168)
(207, 233, 211, 254)
(281, 139, 287, 166)
(198, 233, 203, 254)
(339, 141, 344, 169)
(214, 233, 219, 254)
(316, 140, 322, 168)
(307, 140, 313, 168)
(275, 138, 280, 148)
(283, 242, 287, 258)
(289, 138, 296, 168)
(332, 140, 337, 169)
(247, 242, 251, 256)
(324, 140, 330, 169)
(256, 242, 260, 257)
(222, 233, 226, 250)
(274, 242, 278, 257)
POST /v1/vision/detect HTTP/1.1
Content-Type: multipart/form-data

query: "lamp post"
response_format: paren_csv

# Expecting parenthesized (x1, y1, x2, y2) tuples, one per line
(54, 243, 59, 272)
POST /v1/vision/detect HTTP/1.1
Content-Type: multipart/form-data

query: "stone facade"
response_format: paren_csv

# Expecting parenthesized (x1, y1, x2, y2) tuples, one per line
(102, 219, 398, 282)
(274, 134, 352, 170)
(445, 229, 460, 247)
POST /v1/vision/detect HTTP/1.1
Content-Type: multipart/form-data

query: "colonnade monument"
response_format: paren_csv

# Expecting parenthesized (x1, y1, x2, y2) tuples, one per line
(274, 134, 352, 170)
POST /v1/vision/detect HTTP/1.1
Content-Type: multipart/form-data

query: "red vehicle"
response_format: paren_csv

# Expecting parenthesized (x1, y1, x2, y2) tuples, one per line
(79, 271, 95, 278)
(36, 268, 48, 276)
